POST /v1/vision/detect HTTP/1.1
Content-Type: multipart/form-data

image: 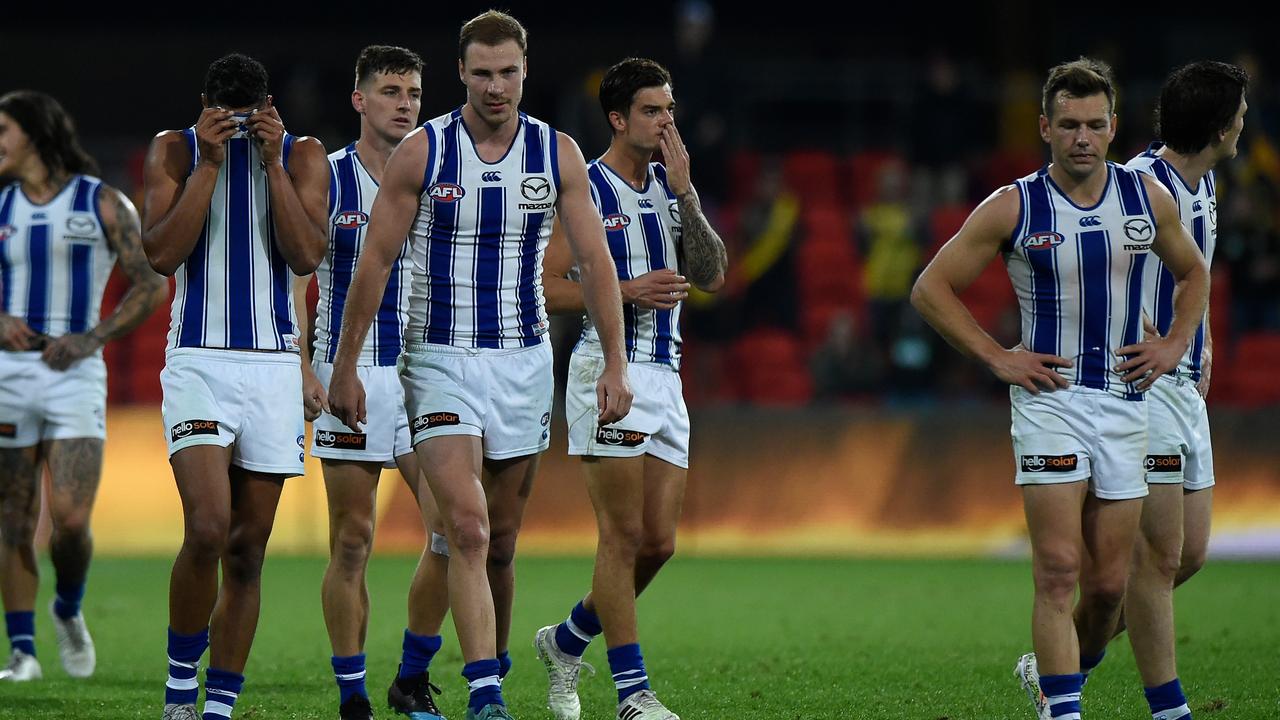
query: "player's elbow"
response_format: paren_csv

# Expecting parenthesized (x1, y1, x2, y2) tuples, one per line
(694, 271, 726, 294)
(288, 239, 326, 275)
(142, 238, 180, 277)
(909, 274, 933, 314)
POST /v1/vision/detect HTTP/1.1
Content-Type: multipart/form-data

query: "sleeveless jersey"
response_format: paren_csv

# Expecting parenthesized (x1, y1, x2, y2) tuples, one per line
(0, 176, 116, 342)
(314, 143, 411, 366)
(1127, 143, 1215, 381)
(406, 110, 559, 349)
(166, 129, 299, 352)
(1004, 163, 1158, 400)
(575, 160, 684, 369)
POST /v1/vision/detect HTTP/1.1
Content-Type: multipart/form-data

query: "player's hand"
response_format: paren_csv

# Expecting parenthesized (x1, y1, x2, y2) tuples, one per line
(301, 363, 330, 422)
(194, 107, 238, 167)
(595, 361, 633, 426)
(989, 344, 1072, 394)
(40, 332, 103, 371)
(1116, 335, 1189, 391)
(621, 269, 690, 309)
(0, 314, 36, 351)
(327, 365, 367, 430)
(658, 123, 692, 197)
(248, 96, 286, 166)
(1197, 345, 1212, 398)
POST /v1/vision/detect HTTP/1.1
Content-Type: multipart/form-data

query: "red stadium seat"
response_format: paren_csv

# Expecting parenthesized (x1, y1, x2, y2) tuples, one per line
(729, 328, 813, 405)
(927, 203, 973, 257)
(847, 150, 903, 211)
(784, 150, 843, 205)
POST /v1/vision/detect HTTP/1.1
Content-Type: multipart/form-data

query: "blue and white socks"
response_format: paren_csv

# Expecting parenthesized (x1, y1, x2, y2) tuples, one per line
(165, 627, 209, 706)
(1041, 673, 1083, 720)
(400, 629, 443, 679)
(554, 601, 603, 658)
(332, 653, 367, 704)
(607, 643, 650, 703)
(1146, 678, 1192, 720)
(203, 667, 244, 720)
(5, 611, 35, 658)
(462, 658, 505, 712)
(52, 581, 85, 620)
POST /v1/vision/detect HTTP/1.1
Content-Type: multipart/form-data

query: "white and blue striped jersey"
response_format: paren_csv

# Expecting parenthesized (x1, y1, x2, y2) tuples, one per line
(406, 110, 559, 349)
(314, 143, 411, 366)
(166, 129, 300, 352)
(0, 176, 116, 343)
(1127, 143, 1215, 382)
(1003, 163, 1158, 400)
(575, 160, 684, 369)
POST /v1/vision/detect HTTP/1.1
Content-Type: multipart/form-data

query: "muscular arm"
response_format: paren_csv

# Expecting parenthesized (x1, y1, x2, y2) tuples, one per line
(674, 185, 727, 292)
(541, 217, 690, 316)
(140, 131, 218, 276)
(268, 137, 329, 274)
(293, 272, 327, 420)
(910, 186, 1072, 392)
(92, 187, 167, 342)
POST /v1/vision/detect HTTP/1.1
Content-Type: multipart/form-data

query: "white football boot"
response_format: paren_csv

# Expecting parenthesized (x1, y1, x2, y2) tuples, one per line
(1014, 652, 1052, 720)
(0, 649, 42, 681)
(50, 599, 96, 678)
(161, 703, 200, 720)
(616, 690, 679, 720)
(534, 624, 593, 720)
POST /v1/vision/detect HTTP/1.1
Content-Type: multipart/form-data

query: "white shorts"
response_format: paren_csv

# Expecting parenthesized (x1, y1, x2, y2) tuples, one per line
(312, 360, 411, 467)
(160, 348, 305, 476)
(0, 351, 106, 447)
(1010, 385, 1149, 500)
(1146, 375, 1214, 490)
(400, 341, 553, 460)
(566, 353, 689, 468)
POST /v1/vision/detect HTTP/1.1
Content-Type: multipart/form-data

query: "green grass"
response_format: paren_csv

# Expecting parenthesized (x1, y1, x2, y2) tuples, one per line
(1, 556, 1276, 719)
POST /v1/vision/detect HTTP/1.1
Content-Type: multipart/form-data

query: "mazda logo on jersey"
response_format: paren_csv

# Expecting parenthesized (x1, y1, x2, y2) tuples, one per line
(66, 216, 97, 235)
(334, 211, 368, 229)
(521, 177, 551, 201)
(603, 213, 631, 230)
(315, 429, 367, 450)
(596, 427, 648, 447)
(1124, 218, 1153, 242)
(668, 201, 681, 224)
(428, 183, 466, 202)
(1020, 454, 1078, 473)
(412, 412, 461, 433)
(171, 419, 219, 441)
(1079, 215, 1102, 227)
(1023, 232, 1064, 251)
(482, 172, 502, 182)
(1208, 200, 1217, 223)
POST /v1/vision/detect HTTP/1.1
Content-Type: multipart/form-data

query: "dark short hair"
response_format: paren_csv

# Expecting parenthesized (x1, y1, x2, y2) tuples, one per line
(599, 58, 673, 132)
(204, 53, 269, 109)
(459, 10, 527, 61)
(1155, 61, 1249, 154)
(1042, 58, 1116, 118)
(355, 45, 424, 88)
(0, 90, 98, 176)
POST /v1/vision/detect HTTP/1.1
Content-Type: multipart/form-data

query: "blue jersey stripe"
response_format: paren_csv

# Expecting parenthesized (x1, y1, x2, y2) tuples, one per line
(71, 177, 93, 213)
(1121, 252, 1147, 351)
(639, 212, 674, 364)
(549, 126, 561, 193)
(0, 188, 15, 313)
(589, 166, 637, 358)
(67, 243, 93, 333)
(266, 199, 292, 351)
(421, 124, 438, 195)
(226, 138, 255, 348)
(177, 223, 209, 347)
(475, 186, 505, 347)
(1077, 229, 1110, 389)
(1188, 214, 1208, 380)
(375, 249, 404, 365)
(522, 118, 545, 173)
(1026, 176, 1058, 355)
(516, 210, 543, 347)
(1116, 167, 1144, 216)
(326, 154, 361, 361)
(25, 224, 50, 333)
(425, 122, 460, 344)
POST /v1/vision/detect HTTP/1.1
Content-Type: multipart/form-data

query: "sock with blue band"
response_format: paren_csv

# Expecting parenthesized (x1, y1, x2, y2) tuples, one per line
(165, 626, 209, 706)
(554, 600, 602, 658)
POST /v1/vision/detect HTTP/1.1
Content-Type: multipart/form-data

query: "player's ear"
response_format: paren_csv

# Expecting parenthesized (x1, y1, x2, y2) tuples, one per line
(1038, 114, 1051, 144)
(458, 59, 466, 85)
(522, 55, 529, 80)
(352, 89, 365, 115)
(1108, 113, 1118, 141)
(609, 110, 626, 134)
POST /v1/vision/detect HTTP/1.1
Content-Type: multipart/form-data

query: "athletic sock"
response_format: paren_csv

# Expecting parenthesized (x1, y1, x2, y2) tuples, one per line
(497, 650, 512, 680)
(1080, 650, 1105, 684)
(554, 600, 602, 658)
(165, 627, 209, 706)
(1145, 678, 1192, 720)
(202, 667, 244, 720)
(607, 643, 650, 703)
(1041, 673, 1084, 720)
(53, 580, 86, 620)
(5, 611, 35, 657)
(331, 653, 367, 705)
(399, 630, 442, 679)
(461, 659, 504, 712)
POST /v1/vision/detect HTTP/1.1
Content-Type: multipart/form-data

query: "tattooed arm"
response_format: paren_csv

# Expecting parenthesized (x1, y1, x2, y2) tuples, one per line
(659, 123, 727, 293)
(41, 186, 167, 371)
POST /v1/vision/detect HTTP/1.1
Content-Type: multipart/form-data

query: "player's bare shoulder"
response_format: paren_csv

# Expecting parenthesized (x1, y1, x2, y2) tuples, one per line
(954, 183, 1021, 245)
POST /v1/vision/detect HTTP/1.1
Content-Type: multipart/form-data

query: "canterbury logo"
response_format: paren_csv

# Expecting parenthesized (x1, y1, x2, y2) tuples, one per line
(482, 171, 502, 182)
(1079, 215, 1102, 226)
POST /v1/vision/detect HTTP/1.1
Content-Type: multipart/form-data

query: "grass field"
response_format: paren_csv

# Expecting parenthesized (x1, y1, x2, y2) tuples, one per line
(0, 556, 1276, 719)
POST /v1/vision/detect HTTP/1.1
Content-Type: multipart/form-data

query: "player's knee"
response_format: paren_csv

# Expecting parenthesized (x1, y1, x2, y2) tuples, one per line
(639, 534, 676, 567)
(486, 527, 518, 569)
(331, 520, 374, 573)
(182, 517, 230, 563)
(600, 521, 645, 556)
(447, 513, 490, 557)
(1177, 549, 1207, 585)
(1032, 549, 1080, 600)
(1081, 572, 1127, 611)
(49, 509, 92, 539)
(223, 543, 268, 586)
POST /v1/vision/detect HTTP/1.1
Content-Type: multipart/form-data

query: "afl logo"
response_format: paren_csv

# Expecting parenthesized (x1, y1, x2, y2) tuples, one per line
(0, 225, 14, 241)
(334, 211, 368, 229)
(521, 176, 551, 201)
(1023, 232, 1064, 250)
(428, 183, 466, 202)
(603, 213, 631, 230)
(1124, 218, 1153, 242)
